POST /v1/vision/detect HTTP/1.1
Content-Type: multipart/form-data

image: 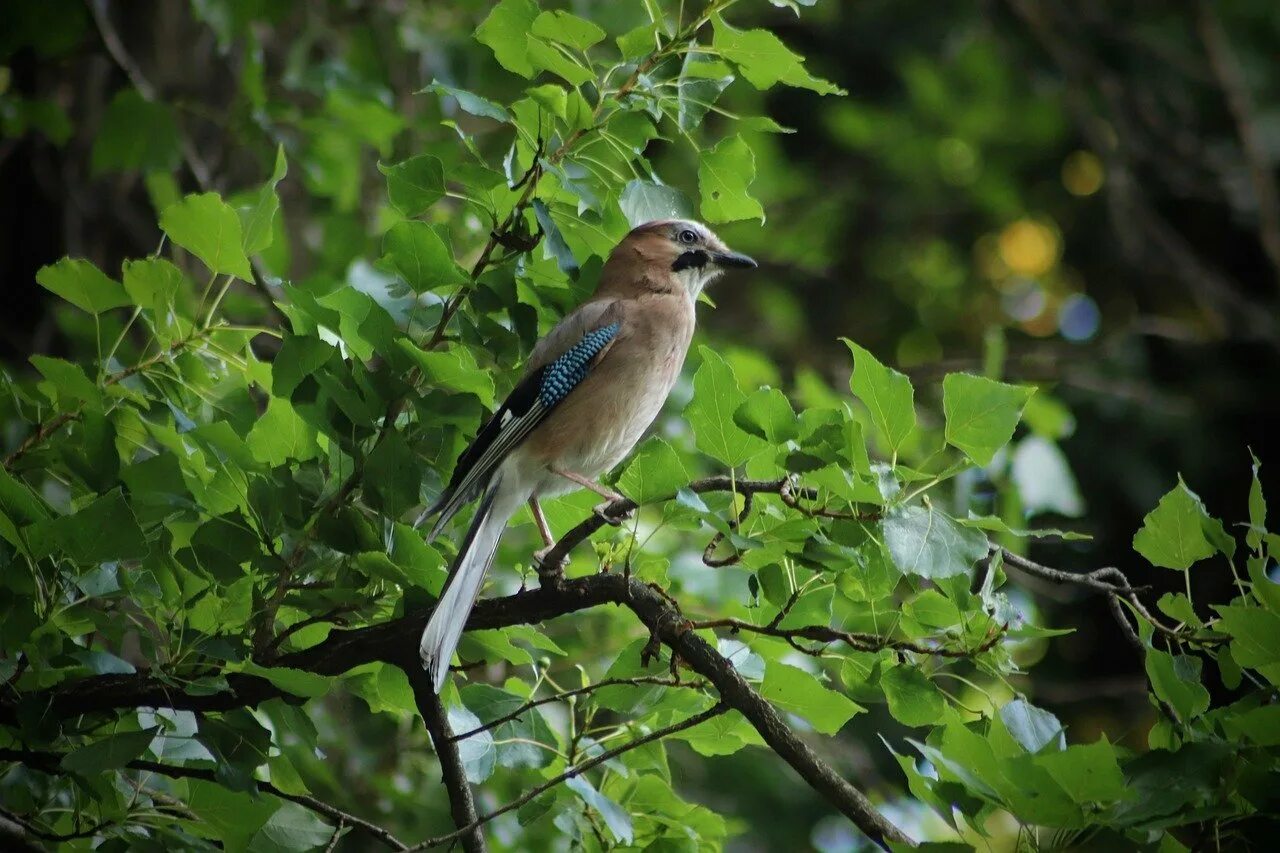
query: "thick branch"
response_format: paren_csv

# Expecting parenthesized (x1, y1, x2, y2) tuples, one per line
(408, 667, 486, 853)
(615, 577, 914, 848)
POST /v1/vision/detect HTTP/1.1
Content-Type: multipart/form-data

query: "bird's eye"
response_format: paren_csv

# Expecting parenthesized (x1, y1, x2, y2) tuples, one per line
(678, 229, 698, 245)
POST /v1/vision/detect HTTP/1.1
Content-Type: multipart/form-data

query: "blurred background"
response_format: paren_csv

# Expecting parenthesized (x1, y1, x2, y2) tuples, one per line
(3, 0, 1279, 848)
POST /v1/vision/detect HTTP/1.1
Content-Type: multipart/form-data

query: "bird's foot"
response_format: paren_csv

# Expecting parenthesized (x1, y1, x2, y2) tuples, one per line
(534, 545, 561, 570)
(593, 499, 633, 526)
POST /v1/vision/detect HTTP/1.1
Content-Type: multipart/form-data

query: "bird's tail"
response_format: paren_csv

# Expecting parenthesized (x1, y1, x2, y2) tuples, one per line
(419, 476, 514, 693)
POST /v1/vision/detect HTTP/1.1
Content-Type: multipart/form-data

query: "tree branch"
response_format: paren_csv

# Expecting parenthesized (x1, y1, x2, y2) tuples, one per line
(689, 616, 1006, 659)
(448, 676, 707, 743)
(408, 666, 487, 853)
(613, 577, 915, 848)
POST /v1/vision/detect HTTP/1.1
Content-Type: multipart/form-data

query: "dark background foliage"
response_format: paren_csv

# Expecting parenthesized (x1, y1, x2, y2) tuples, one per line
(3, 0, 1279, 850)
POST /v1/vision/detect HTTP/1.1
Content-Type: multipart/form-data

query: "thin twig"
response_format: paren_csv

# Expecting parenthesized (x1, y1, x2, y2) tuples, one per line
(448, 676, 708, 742)
(691, 617, 1006, 659)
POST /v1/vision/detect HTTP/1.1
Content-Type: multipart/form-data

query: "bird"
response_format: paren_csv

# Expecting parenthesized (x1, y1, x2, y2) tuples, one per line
(415, 218, 757, 692)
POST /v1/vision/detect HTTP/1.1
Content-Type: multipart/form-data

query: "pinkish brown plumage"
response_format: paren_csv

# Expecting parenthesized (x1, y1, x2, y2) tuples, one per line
(416, 219, 756, 692)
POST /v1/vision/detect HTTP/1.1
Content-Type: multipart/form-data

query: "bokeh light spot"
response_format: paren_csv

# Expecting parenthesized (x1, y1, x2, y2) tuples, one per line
(1062, 150, 1104, 196)
(1002, 278, 1046, 323)
(1059, 293, 1101, 341)
(998, 219, 1059, 277)
(937, 137, 980, 186)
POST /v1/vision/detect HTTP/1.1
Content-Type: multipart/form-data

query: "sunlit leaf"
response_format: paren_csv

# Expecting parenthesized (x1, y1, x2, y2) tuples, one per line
(161, 192, 254, 280)
(698, 134, 764, 223)
(842, 339, 915, 457)
(36, 258, 130, 314)
(942, 373, 1034, 466)
(1132, 479, 1217, 570)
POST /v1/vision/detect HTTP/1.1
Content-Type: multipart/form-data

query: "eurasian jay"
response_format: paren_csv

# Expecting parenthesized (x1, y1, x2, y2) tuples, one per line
(416, 218, 756, 692)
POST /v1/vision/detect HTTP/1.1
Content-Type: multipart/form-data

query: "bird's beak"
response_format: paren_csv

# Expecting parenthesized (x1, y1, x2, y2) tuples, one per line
(711, 250, 757, 269)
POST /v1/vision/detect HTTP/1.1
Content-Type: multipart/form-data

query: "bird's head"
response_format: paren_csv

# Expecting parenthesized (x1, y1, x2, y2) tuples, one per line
(606, 219, 757, 302)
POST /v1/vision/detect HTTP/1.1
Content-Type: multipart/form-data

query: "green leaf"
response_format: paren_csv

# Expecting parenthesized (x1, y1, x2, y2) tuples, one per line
(397, 341, 496, 406)
(61, 728, 156, 775)
(1145, 648, 1210, 722)
(1214, 604, 1280, 670)
(882, 503, 988, 580)
(617, 23, 657, 60)
(346, 663, 419, 718)
(27, 488, 148, 563)
(999, 699, 1064, 752)
(565, 776, 633, 844)
(476, 0, 539, 77)
(1035, 739, 1127, 804)
(379, 154, 445, 217)
(36, 258, 130, 314)
(248, 801, 333, 853)
(842, 340, 915, 457)
(272, 335, 335, 399)
(449, 705, 497, 783)
(685, 346, 768, 467)
(382, 220, 468, 294)
(958, 513, 1090, 541)
(160, 192, 254, 280)
(240, 663, 330, 699)
(91, 88, 180, 174)
(734, 387, 798, 444)
(678, 54, 735, 132)
(247, 397, 321, 466)
(618, 438, 690, 505)
(525, 35, 593, 85)
(760, 663, 862, 734)
(619, 179, 694, 227)
(241, 144, 288, 255)
(942, 373, 1034, 466)
(423, 81, 510, 122)
(187, 780, 278, 850)
(122, 257, 186, 312)
(880, 666, 945, 727)
(460, 684, 558, 770)
(363, 432, 423, 517)
(1221, 704, 1280, 746)
(1247, 451, 1267, 552)
(698, 135, 764, 223)
(531, 10, 606, 51)
(1132, 479, 1217, 570)
(712, 17, 844, 95)
(30, 355, 100, 407)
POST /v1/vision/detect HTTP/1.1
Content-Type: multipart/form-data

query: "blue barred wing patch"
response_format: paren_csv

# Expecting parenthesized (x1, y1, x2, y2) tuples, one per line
(539, 322, 620, 407)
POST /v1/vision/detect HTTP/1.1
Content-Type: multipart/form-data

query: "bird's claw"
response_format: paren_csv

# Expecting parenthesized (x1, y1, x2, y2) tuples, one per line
(533, 545, 562, 571)
(593, 500, 632, 526)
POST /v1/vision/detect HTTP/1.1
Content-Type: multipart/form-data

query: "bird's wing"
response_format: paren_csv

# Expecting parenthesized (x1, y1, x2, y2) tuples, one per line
(419, 301, 627, 538)
(525, 298, 619, 373)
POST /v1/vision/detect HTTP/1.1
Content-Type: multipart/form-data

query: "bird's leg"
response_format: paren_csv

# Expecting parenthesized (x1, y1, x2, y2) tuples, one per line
(529, 498, 558, 568)
(529, 498, 555, 547)
(549, 466, 633, 525)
